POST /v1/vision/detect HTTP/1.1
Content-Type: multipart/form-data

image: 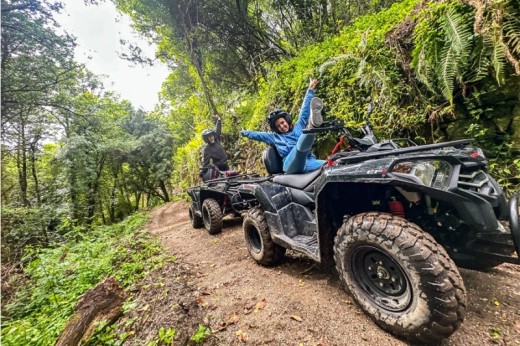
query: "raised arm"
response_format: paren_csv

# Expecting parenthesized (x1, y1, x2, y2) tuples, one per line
(213, 114, 222, 139)
(295, 79, 318, 129)
(240, 129, 275, 145)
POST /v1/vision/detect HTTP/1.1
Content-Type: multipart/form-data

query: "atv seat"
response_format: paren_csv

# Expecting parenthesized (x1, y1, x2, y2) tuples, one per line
(273, 168, 321, 190)
(263, 145, 284, 175)
(262, 146, 321, 190)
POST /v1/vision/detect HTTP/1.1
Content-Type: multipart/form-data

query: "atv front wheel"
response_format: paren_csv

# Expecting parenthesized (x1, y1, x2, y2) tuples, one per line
(243, 207, 285, 266)
(202, 198, 223, 234)
(189, 203, 203, 229)
(334, 212, 467, 343)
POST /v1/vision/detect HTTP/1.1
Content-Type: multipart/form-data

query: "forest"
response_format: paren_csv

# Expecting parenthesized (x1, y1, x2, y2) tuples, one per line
(1, 0, 519, 344)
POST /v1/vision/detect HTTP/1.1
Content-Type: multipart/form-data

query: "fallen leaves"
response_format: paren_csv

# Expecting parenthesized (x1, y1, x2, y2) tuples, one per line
(291, 315, 303, 322)
(316, 338, 329, 346)
(236, 329, 248, 343)
(244, 298, 266, 315)
(213, 314, 241, 332)
(514, 320, 520, 333)
(254, 299, 266, 313)
(227, 314, 240, 325)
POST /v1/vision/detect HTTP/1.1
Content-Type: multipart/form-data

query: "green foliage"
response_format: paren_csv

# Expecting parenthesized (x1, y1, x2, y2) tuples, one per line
(163, 0, 519, 194)
(1, 206, 56, 262)
(1, 213, 169, 346)
(190, 324, 210, 344)
(412, 1, 474, 104)
(412, 0, 520, 105)
(158, 327, 176, 344)
(82, 320, 131, 346)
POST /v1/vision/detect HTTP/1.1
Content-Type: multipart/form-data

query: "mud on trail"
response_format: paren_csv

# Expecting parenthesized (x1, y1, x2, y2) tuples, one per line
(119, 201, 520, 345)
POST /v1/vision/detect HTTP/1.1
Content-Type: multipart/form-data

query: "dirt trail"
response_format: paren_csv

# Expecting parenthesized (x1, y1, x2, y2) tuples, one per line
(126, 201, 520, 345)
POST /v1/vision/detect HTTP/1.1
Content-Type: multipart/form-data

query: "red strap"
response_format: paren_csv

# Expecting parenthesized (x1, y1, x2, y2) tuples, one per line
(327, 135, 345, 166)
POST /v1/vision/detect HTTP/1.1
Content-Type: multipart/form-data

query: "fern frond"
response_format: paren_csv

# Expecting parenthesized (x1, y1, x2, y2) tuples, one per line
(355, 58, 367, 80)
(491, 26, 507, 84)
(467, 36, 492, 83)
(503, 8, 520, 56)
(437, 6, 473, 103)
(443, 7, 472, 57)
(317, 54, 357, 75)
(491, 43, 507, 84)
(440, 45, 457, 104)
(414, 47, 436, 92)
(503, 1, 520, 57)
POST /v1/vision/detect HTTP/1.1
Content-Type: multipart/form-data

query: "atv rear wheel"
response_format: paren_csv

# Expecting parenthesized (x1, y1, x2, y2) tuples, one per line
(202, 198, 223, 235)
(243, 207, 286, 266)
(189, 203, 203, 229)
(334, 212, 466, 343)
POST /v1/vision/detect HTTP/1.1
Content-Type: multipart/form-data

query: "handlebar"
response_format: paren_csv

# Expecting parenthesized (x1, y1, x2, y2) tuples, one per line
(302, 120, 347, 134)
(303, 119, 367, 151)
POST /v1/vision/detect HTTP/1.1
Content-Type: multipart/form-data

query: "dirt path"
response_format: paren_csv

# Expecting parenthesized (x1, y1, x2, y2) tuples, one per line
(124, 201, 520, 345)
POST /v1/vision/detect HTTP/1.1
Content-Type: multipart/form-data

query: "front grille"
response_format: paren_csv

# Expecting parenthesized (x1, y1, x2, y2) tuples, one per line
(458, 169, 496, 195)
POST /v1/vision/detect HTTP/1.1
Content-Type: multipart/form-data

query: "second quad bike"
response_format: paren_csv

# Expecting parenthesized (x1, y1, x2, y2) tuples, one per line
(187, 165, 264, 234)
(240, 117, 519, 343)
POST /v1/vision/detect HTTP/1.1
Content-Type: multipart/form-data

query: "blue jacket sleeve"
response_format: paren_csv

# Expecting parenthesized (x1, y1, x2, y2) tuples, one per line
(240, 130, 275, 145)
(295, 89, 315, 129)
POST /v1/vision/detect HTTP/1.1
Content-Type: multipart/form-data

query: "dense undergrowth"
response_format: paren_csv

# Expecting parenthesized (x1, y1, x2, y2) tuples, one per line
(168, 0, 520, 194)
(1, 213, 169, 345)
(2, 0, 519, 343)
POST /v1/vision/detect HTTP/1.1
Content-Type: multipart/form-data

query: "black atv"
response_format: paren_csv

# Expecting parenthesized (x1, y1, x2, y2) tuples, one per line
(240, 118, 519, 343)
(187, 165, 264, 234)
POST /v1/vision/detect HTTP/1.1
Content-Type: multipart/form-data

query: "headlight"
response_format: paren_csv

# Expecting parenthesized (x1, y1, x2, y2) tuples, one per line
(389, 160, 453, 189)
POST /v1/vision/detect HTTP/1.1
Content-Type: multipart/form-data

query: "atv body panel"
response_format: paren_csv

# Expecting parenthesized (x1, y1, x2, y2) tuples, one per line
(243, 121, 518, 343)
(251, 139, 518, 264)
(187, 172, 264, 233)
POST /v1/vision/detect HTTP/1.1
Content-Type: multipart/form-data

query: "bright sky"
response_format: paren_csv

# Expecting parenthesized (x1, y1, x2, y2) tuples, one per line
(54, 1, 169, 111)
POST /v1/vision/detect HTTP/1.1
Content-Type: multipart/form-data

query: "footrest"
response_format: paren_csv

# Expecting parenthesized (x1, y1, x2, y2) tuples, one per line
(293, 234, 318, 247)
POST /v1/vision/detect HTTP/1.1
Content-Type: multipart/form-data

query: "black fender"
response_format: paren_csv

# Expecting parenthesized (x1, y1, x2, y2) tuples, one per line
(509, 191, 520, 261)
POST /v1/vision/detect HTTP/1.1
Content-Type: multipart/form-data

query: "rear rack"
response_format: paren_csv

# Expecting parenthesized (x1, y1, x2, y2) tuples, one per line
(335, 139, 473, 165)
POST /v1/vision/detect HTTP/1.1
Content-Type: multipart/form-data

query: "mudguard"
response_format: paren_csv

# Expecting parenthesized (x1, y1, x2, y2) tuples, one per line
(314, 157, 500, 235)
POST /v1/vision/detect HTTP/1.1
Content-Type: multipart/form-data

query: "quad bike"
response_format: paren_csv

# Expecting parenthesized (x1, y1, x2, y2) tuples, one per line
(187, 165, 264, 234)
(240, 113, 519, 343)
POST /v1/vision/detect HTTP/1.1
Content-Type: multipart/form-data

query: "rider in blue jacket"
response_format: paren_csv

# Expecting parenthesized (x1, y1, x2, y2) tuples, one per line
(240, 79, 325, 174)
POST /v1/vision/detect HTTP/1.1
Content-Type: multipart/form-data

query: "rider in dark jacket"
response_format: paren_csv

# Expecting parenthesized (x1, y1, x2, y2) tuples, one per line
(201, 115, 229, 180)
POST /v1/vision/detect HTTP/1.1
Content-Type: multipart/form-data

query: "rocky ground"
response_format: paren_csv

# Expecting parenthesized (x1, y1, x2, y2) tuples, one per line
(116, 201, 520, 345)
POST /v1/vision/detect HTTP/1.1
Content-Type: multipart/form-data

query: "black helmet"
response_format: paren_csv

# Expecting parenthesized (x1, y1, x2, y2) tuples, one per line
(202, 128, 217, 143)
(267, 109, 292, 133)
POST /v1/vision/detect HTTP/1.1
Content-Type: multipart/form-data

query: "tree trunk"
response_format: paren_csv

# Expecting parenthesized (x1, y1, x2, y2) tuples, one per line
(86, 154, 106, 224)
(56, 277, 127, 346)
(159, 179, 170, 202)
(29, 141, 40, 205)
(16, 121, 30, 206)
(110, 181, 116, 223)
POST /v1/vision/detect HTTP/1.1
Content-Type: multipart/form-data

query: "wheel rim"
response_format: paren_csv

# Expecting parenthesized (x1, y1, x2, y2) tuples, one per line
(351, 245, 411, 312)
(202, 205, 211, 228)
(246, 224, 262, 254)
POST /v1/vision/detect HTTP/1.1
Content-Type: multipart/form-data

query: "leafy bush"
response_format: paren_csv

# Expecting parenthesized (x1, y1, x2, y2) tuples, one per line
(1, 213, 168, 346)
(1, 206, 59, 263)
